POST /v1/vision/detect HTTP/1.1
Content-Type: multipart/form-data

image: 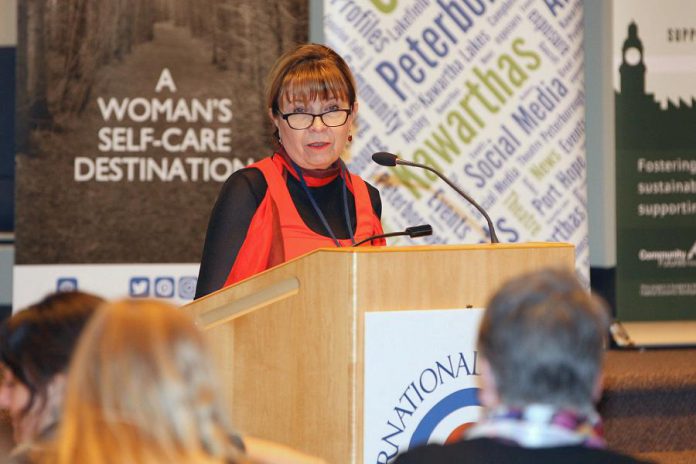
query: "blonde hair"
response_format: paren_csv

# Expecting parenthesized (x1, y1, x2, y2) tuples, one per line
(49, 299, 243, 464)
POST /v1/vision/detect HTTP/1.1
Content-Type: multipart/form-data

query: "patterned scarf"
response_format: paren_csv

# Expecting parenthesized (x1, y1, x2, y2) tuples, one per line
(275, 148, 342, 184)
(466, 404, 606, 449)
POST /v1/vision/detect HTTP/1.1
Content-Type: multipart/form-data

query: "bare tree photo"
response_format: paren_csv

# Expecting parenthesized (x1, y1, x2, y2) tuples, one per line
(16, 0, 309, 264)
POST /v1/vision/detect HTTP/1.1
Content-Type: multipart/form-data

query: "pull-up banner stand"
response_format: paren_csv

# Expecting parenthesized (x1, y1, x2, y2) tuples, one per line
(324, 0, 589, 282)
(612, 0, 696, 346)
(13, 0, 308, 309)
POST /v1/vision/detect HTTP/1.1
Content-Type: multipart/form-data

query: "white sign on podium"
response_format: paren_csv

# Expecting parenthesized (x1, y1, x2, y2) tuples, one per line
(364, 309, 485, 463)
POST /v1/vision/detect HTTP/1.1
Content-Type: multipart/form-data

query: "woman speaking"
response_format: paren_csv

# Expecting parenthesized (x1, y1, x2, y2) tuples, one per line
(195, 44, 385, 299)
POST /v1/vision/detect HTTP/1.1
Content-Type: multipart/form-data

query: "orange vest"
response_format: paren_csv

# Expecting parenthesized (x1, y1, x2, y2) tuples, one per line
(223, 156, 384, 286)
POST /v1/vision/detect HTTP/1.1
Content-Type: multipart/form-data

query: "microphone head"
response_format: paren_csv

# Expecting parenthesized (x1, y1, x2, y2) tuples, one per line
(405, 224, 433, 238)
(372, 152, 398, 167)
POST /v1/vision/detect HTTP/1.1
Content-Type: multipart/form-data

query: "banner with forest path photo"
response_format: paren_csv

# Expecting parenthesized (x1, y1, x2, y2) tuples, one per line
(14, 0, 308, 308)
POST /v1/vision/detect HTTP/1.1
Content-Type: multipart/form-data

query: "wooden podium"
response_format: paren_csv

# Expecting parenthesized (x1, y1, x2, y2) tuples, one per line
(182, 243, 574, 463)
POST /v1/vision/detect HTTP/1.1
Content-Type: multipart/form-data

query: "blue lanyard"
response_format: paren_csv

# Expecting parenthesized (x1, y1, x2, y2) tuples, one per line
(288, 159, 356, 247)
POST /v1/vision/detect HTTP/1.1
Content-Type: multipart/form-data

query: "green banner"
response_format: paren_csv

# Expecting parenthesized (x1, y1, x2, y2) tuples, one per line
(614, 0, 696, 321)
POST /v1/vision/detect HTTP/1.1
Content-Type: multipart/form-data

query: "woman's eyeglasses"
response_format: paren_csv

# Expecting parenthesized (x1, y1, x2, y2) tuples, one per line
(281, 109, 352, 130)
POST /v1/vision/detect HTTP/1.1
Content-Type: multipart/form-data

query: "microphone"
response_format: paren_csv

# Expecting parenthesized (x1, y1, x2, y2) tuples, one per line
(353, 224, 433, 247)
(371, 151, 399, 166)
(372, 152, 499, 243)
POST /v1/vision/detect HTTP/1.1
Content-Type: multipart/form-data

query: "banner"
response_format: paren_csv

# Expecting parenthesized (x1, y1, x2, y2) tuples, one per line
(613, 0, 696, 321)
(324, 0, 589, 282)
(364, 309, 483, 463)
(13, 0, 308, 309)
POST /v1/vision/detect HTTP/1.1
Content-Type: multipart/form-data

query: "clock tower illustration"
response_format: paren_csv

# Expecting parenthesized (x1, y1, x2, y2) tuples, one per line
(615, 21, 696, 150)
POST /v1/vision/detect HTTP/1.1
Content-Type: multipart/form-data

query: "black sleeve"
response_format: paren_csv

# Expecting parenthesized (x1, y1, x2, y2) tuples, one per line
(392, 447, 426, 464)
(194, 168, 267, 299)
(366, 182, 383, 218)
(392, 444, 452, 464)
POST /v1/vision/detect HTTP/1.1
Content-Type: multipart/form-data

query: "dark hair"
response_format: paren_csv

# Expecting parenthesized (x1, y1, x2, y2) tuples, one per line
(0, 291, 103, 415)
(478, 269, 610, 410)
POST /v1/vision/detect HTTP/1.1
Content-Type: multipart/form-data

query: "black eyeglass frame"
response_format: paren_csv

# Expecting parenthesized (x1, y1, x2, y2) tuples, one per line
(280, 109, 352, 130)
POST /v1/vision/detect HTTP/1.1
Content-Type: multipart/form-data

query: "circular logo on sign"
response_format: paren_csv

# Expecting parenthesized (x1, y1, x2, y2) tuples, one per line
(408, 388, 482, 449)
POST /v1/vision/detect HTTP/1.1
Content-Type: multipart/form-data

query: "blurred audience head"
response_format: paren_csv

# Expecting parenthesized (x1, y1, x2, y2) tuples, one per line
(52, 299, 243, 464)
(477, 269, 610, 412)
(0, 291, 103, 444)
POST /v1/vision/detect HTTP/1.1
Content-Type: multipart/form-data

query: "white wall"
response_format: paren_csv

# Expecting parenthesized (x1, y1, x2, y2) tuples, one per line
(309, 0, 324, 43)
(0, 0, 16, 46)
(584, 0, 616, 268)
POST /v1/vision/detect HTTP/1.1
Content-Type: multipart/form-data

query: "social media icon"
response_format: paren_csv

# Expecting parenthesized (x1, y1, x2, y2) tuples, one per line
(178, 276, 197, 300)
(154, 277, 175, 298)
(56, 278, 78, 292)
(129, 277, 150, 297)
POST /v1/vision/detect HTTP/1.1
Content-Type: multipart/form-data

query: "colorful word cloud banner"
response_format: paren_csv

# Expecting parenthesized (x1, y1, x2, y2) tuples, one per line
(325, 0, 589, 283)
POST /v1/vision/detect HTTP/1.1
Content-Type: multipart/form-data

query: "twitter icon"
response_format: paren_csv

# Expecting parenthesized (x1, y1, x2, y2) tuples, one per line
(129, 277, 150, 297)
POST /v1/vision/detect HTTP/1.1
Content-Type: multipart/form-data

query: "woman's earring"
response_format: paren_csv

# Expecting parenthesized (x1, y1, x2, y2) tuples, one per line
(348, 134, 353, 142)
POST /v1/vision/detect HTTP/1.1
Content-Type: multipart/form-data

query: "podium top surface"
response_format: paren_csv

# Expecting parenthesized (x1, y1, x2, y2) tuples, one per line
(295, 241, 573, 255)
(184, 242, 575, 322)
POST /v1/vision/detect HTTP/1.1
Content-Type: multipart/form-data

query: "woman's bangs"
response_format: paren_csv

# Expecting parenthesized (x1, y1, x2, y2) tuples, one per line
(281, 64, 350, 107)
